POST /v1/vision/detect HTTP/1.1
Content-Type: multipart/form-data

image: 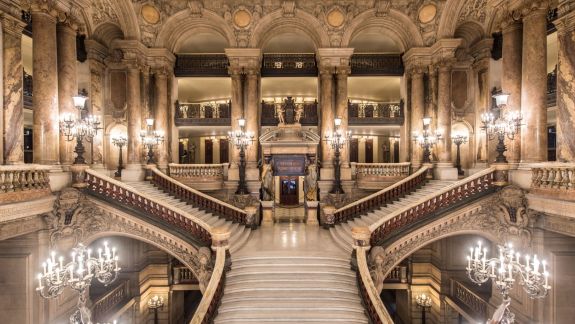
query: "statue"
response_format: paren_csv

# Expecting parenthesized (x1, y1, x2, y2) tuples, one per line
(304, 159, 318, 201)
(262, 157, 274, 201)
(275, 102, 285, 124)
(294, 103, 304, 124)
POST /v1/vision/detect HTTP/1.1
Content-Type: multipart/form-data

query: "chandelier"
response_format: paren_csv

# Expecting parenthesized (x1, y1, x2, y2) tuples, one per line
(140, 118, 165, 164)
(60, 94, 102, 165)
(324, 117, 351, 194)
(481, 92, 522, 163)
(466, 241, 550, 324)
(413, 117, 442, 164)
(37, 242, 120, 324)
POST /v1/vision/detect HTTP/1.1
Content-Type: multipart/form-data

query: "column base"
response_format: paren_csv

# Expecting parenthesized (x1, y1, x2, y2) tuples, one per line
(433, 163, 459, 180)
(261, 201, 274, 227)
(305, 201, 319, 225)
(121, 164, 145, 182)
(47, 165, 72, 191)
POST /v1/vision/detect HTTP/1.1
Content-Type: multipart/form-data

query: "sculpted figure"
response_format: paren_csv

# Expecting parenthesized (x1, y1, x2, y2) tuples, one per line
(262, 158, 274, 201)
(275, 103, 285, 124)
(295, 104, 304, 123)
(305, 160, 318, 201)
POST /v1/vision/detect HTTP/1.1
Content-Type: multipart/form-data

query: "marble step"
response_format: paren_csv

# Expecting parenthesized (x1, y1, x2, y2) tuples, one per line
(226, 272, 355, 284)
(214, 309, 368, 323)
(221, 290, 364, 304)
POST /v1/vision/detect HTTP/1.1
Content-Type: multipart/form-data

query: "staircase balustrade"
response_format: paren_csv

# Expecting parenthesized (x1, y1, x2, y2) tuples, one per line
(84, 169, 212, 246)
(149, 167, 254, 227)
(450, 279, 488, 321)
(331, 166, 429, 225)
(353, 162, 411, 190)
(169, 163, 227, 191)
(369, 168, 496, 246)
(530, 162, 575, 200)
(0, 164, 51, 204)
(92, 280, 130, 323)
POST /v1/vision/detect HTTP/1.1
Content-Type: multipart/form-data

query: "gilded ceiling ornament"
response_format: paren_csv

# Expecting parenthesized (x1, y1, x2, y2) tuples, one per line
(141, 4, 161, 24)
(419, 3, 437, 23)
(326, 7, 346, 28)
(233, 9, 252, 28)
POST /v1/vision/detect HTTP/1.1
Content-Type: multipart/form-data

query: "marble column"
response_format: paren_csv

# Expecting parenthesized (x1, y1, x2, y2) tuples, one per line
(1, 14, 26, 164)
(399, 76, 410, 163)
(154, 68, 169, 170)
(555, 5, 575, 161)
(229, 71, 243, 164)
(502, 20, 523, 164)
(335, 68, 350, 168)
(57, 22, 77, 165)
(410, 69, 425, 170)
(87, 49, 107, 168)
(319, 68, 335, 171)
(126, 67, 142, 166)
(244, 70, 259, 167)
(32, 9, 60, 164)
(520, 4, 548, 163)
(435, 62, 458, 179)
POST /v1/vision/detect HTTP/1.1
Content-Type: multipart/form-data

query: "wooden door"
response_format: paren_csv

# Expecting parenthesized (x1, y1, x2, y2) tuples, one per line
(205, 139, 213, 164)
(280, 176, 298, 205)
(365, 139, 374, 163)
(219, 139, 229, 163)
(350, 138, 359, 163)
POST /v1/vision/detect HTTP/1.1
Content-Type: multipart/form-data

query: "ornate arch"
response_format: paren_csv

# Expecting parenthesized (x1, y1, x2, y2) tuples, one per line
(437, 0, 493, 39)
(92, 22, 125, 48)
(454, 20, 486, 48)
(250, 9, 330, 49)
(115, 0, 140, 40)
(155, 10, 235, 52)
(341, 9, 424, 52)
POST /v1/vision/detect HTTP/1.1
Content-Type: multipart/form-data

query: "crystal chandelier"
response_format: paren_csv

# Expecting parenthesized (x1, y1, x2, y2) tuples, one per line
(480, 92, 522, 163)
(37, 242, 121, 324)
(466, 242, 550, 324)
(60, 94, 102, 165)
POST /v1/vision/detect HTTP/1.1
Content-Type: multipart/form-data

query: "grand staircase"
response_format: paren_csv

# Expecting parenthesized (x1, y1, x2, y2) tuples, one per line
(214, 224, 369, 324)
(125, 181, 251, 253)
(330, 180, 455, 253)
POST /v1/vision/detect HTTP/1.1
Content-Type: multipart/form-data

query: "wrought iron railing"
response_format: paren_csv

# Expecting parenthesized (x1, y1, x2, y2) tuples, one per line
(0, 164, 51, 204)
(84, 169, 213, 247)
(350, 54, 404, 76)
(175, 101, 231, 126)
(174, 54, 229, 77)
(261, 53, 318, 76)
(261, 97, 318, 126)
(149, 167, 252, 226)
(369, 168, 496, 246)
(348, 101, 404, 125)
(92, 280, 130, 323)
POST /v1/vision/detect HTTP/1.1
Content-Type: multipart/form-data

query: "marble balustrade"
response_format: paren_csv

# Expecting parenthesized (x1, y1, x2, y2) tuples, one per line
(91, 280, 130, 323)
(530, 162, 575, 200)
(0, 164, 51, 204)
(168, 163, 228, 191)
(353, 162, 411, 190)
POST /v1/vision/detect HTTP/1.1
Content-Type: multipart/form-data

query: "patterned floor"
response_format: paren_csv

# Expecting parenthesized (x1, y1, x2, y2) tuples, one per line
(274, 207, 306, 223)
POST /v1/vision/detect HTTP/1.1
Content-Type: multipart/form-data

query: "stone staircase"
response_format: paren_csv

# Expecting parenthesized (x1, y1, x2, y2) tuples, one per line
(214, 224, 369, 324)
(125, 181, 251, 253)
(330, 180, 454, 253)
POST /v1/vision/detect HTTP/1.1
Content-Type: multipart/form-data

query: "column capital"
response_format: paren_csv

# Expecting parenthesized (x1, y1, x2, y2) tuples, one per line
(316, 48, 354, 71)
(556, 2, 575, 34)
(26, 0, 60, 19)
(470, 38, 494, 65)
(403, 47, 431, 75)
(519, 0, 550, 18)
(0, 13, 27, 37)
(85, 39, 109, 65)
(225, 48, 262, 75)
(430, 38, 461, 65)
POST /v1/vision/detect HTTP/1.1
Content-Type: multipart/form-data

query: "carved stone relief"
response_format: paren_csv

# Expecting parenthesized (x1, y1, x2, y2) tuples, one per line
(459, 0, 489, 23)
(91, 0, 119, 26)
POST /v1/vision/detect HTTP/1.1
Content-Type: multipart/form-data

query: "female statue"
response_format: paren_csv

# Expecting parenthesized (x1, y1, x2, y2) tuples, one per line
(262, 158, 274, 201)
(305, 160, 318, 201)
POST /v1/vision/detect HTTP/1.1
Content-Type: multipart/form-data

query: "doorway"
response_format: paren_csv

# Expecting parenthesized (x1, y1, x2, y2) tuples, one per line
(280, 176, 299, 205)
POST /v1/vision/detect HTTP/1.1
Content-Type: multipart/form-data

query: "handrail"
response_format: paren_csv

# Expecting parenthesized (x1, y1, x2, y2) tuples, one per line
(333, 166, 429, 224)
(149, 167, 250, 226)
(450, 278, 488, 321)
(92, 280, 130, 322)
(0, 164, 52, 204)
(356, 246, 394, 324)
(84, 169, 212, 246)
(190, 247, 227, 324)
(369, 167, 496, 246)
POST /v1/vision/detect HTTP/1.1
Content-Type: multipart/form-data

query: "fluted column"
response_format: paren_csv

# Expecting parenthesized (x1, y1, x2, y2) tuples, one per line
(57, 22, 78, 165)
(555, 2, 575, 161)
(245, 70, 260, 167)
(319, 68, 335, 169)
(336, 68, 350, 167)
(520, 2, 549, 163)
(502, 20, 523, 164)
(126, 67, 142, 165)
(1, 14, 26, 164)
(436, 62, 453, 163)
(154, 68, 170, 170)
(31, 8, 59, 164)
(86, 40, 108, 168)
(410, 69, 425, 170)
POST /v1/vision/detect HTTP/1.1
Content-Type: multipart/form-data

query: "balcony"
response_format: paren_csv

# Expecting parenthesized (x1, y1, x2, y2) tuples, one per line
(174, 54, 229, 77)
(175, 100, 231, 126)
(261, 97, 318, 126)
(348, 100, 404, 126)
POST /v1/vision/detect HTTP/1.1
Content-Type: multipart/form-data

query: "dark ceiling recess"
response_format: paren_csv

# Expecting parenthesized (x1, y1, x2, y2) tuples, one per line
(21, 10, 32, 37)
(491, 32, 502, 61)
(77, 34, 88, 62)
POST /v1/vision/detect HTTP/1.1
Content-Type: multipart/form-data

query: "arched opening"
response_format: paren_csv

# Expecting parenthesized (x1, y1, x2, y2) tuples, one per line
(92, 22, 125, 49)
(349, 29, 403, 54)
(176, 30, 229, 54)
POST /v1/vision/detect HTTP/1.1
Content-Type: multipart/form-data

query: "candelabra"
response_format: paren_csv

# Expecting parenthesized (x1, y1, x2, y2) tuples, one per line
(37, 242, 121, 324)
(324, 117, 351, 194)
(481, 93, 522, 163)
(60, 95, 102, 165)
(140, 118, 165, 164)
(228, 118, 254, 195)
(413, 117, 442, 164)
(112, 135, 127, 178)
(415, 293, 432, 324)
(451, 133, 468, 176)
(466, 241, 550, 324)
(147, 295, 164, 324)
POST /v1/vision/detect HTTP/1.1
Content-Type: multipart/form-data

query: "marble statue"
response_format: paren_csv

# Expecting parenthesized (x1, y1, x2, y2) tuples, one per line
(262, 159, 274, 201)
(305, 160, 318, 201)
(275, 103, 285, 124)
(295, 104, 304, 124)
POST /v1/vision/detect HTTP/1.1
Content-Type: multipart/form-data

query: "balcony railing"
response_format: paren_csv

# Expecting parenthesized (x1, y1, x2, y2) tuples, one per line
(92, 280, 130, 323)
(261, 97, 318, 126)
(348, 101, 404, 125)
(350, 54, 404, 76)
(175, 101, 231, 126)
(174, 54, 229, 77)
(261, 53, 318, 76)
(449, 279, 488, 322)
(530, 162, 575, 201)
(169, 163, 227, 191)
(173, 265, 199, 285)
(0, 164, 51, 205)
(383, 265, 408, 283)
(353, 162, 411, 190)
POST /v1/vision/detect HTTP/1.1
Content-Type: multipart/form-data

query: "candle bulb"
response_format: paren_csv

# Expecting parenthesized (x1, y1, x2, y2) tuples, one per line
(59, 256, 63, 270)
(87, 249, 92, 260)
(542, 260, 547, 273)
(544, 271, 549, 287)
(51, 251, 56, 264)
(490, 261, 495, 276)
(37, 274, 43, 290)
(467, 256, 471, 269)
(43, 262, 47, 275)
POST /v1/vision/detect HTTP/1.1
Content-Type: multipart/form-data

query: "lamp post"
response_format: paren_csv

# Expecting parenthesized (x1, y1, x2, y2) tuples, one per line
(415, 293, 432, 324)
(228, 118, 254, 195)
(112, 135, 127, 178)
(147, 295, 164, 324)
(140, 118, 165, 165)
(466, 241, 550, 323)
(60, 94, 102, 165)
(36, 242, 121, 324)
(324, 117, 351, 194)
(413, 117, 442, 164)
(451, 133, 468, 176)
(481, 93, 522, 164)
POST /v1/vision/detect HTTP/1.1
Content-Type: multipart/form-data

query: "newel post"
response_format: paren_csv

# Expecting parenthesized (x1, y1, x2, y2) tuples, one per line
(211, 226, 232, 269)
(493, 163, 511, 186)
(351, 226, 371, 270)
(244, 205, 259, 229)
(321, 205, 336, 229)
(70, 164, 90, 188)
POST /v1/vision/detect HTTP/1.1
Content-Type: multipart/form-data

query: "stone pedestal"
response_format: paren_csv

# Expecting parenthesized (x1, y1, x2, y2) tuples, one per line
(321, 205, 335, 229)
(305, 201, 319, 225)
(493, 163, 511, 186)
(244, 205, 259, 229)
(261, 201, 274, 227)
(70, 164, 90, 189)
(47, 166, 72, 192)
(122, 164, 145, 182)
(433, 163, 459, 180)
(320, 167, 334, 181)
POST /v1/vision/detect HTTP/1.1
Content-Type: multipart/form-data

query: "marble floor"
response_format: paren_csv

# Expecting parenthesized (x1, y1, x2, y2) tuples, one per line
(273, 207, 306, 223)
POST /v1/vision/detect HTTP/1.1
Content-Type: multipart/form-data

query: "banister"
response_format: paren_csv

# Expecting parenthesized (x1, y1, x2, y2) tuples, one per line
(190, 246, 227, 324)
(84, 169, 213, 246)
(356, 246, 394, 324)
(331, 166, 430, 225)
(369, 167, 496, 246)
(149, 167, 252, 226)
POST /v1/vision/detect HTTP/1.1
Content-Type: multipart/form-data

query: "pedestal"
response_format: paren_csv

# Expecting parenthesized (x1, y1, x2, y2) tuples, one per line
(321, 205, 336, 229)
(47, 165, 72, 191)
(305, 201, 319, 225)
(433, 163, 459, 180)
(70, 164, 90, 188)
(122, 163, 145, 182)
(261, 201, 274, 227)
